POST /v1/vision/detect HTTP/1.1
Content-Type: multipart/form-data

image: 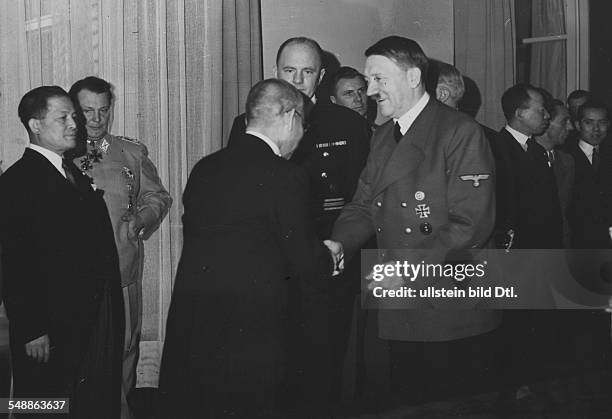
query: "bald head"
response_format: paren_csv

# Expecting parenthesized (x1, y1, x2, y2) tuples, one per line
(245, 79, 305, 158)
(246, 79, 304, 125)
(274, 37, 325, 98)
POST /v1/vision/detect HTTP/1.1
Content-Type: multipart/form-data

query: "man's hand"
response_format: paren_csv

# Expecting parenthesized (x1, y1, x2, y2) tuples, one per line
(323, 240, 344, 276)
(366, 261, 404, 291)
(25, 334, 50, 363)
(124, 213, 146, 241)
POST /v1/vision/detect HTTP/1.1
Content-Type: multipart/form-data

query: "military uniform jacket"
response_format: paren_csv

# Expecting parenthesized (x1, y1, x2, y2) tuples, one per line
(228, 102, 371, 238)
(332, 98, 499, 341)
(74, 134, 172, 287)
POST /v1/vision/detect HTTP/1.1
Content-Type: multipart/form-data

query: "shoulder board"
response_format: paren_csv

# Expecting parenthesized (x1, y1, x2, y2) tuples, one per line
(116, 135, 141, 145)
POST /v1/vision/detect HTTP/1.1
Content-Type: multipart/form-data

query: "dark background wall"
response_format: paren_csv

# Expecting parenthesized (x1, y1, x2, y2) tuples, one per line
(590, 0, 612, 109)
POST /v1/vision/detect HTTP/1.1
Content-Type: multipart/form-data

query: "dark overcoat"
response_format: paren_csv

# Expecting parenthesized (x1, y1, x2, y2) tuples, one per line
(159, 134, 333, 417)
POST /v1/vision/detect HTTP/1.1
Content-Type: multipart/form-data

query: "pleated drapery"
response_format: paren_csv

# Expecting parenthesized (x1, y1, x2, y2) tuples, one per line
(454, 0, 516, 130)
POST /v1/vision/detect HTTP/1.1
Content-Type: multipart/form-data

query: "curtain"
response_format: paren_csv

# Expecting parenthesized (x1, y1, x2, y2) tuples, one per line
(0, 0, 262, 386)
(454, 0, 516, 130)
(530, 0, 566, 100)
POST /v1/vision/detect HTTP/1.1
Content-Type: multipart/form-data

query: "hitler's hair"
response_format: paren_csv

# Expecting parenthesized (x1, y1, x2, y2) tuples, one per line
(365, 36, 429, 85)
(276, 37, 323, 68)
(501, 83, 538, 122)
(69, 76, 114, 103)
(246, 78, 304, 124)
(330, 67, 365, 96)
(18, 85, 71, 132)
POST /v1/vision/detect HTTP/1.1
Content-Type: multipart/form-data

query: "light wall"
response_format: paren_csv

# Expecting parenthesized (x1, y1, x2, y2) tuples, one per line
(261, 0, 454, 76)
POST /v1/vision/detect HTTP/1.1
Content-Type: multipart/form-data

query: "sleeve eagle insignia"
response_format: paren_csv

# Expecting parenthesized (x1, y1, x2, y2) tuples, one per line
(459, 174, 490, 187)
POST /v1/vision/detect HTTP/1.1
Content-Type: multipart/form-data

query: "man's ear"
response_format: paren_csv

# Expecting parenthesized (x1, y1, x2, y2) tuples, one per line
(406, 67, 421, 88)
(28, 118, 40, 135)
(573, 120, 581, 132)
(330, 95, 337, 104)
(273, 65, 278, 79)
(514, 107, 524, 122)
(436, 85, 450, 104)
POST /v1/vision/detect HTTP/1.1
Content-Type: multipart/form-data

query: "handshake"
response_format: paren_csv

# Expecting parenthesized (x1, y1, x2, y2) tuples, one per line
(323, 239, 344, 277)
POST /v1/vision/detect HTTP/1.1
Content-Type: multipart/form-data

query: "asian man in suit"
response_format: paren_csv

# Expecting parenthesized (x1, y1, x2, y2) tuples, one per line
(0, 86, 123, 417)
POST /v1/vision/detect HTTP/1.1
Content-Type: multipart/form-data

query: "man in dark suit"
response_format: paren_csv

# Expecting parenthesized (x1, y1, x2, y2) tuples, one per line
(567, 100, 612, 249)
(228, 37, 371, 403)
(0, 86, 123, 417)
(565, 100, 612, 377)
(535, 98, 575, 247)
(490, 84, 569, 407)
(328, 36, 499, 405)
(491, 84, 559, 249)
(159, 79, 339, 418)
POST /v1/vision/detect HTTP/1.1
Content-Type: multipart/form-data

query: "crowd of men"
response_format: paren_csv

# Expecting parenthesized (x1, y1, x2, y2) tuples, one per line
(0, 34, 611, 418)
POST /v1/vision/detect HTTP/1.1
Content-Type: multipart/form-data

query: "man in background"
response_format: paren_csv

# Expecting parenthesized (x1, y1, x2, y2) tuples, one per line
(329, 66, 368, 119)
(567, 99, 612, 249)
(69, 76, 172, 419)
(534, 98, 574, 247)
(567, 89, 592, 124)
(228, 37, 371, 405)
(434, 62, 465, 110)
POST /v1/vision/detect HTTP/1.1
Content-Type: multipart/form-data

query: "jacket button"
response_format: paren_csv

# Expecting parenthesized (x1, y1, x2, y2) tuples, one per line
(321, 172, 328, 178)
(323, 151, 329, 157)
(376, 227, 382, 233)
(404, 227, 412, 234)
(420, 222, 433, 235)
(376, 201, 382, 207)
(401, 202, 407, 208)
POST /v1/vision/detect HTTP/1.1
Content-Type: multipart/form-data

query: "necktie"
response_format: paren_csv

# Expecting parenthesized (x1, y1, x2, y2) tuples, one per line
(393, 121, 403, 143)
(592, 147, 600, 171)
(546, 150, 555, 168)
(62, 158, 77, 186)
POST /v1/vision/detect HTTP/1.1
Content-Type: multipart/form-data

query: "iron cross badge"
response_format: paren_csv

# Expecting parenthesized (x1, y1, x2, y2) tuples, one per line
(415, 204, 430, 219)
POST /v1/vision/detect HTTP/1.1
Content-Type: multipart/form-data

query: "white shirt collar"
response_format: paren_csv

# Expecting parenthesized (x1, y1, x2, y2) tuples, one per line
(246, 130, 282, 157)
(29, 144, 66, 177)
(578, 139, 598, 162)
(505, 125, 530, 150)
(393, 92, 430, 136)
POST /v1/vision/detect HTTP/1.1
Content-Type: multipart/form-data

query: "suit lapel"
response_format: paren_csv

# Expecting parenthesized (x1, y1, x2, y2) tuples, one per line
(371, 100, 438, 197)
(24, 148, 92, 198)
